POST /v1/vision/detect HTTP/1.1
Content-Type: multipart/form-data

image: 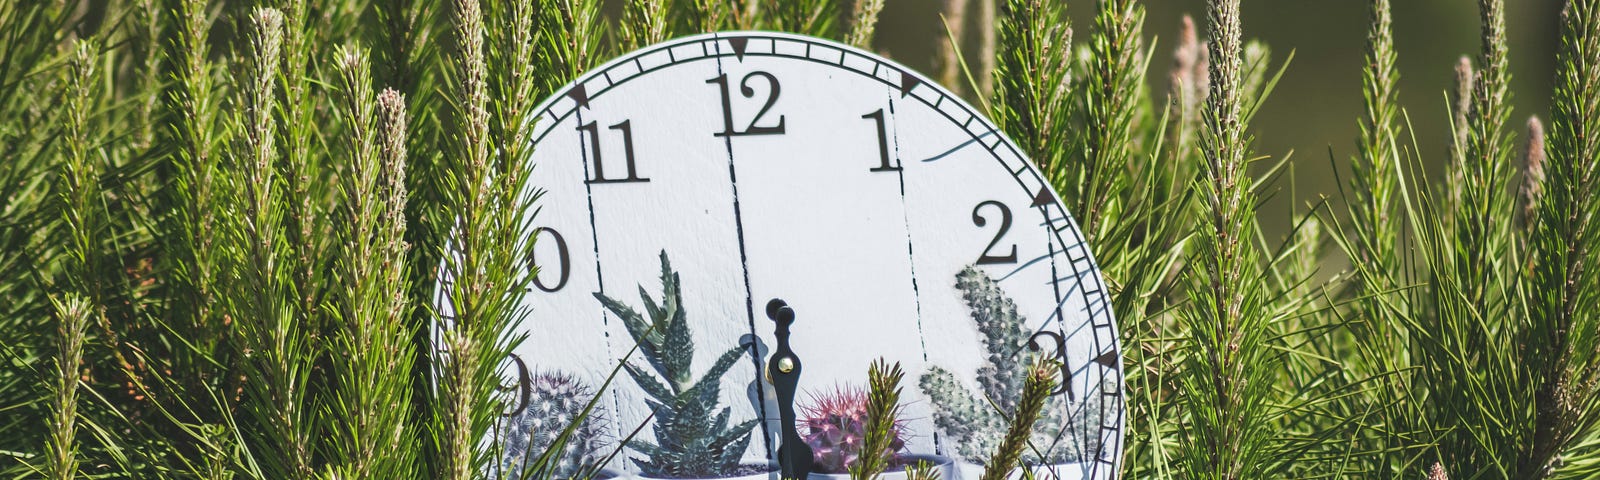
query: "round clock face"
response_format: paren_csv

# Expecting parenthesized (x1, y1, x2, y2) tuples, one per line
(506, 32, 1122, 478)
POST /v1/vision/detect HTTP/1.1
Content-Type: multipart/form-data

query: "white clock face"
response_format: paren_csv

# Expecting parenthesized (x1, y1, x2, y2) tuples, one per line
(505, 32, 1122, 478)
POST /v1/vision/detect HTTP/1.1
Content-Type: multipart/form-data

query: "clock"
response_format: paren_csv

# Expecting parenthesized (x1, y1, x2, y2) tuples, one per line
(498, 32, 1122, 480)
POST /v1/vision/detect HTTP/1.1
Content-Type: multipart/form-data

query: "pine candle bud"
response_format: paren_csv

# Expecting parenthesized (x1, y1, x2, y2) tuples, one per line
(1518, 116, 1546, 231)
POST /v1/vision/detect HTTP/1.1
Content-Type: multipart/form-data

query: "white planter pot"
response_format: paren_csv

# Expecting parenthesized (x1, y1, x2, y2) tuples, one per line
(952, 462, 1090, 480)
(807, 454, 956, 480)
(628, 464, 779, 480)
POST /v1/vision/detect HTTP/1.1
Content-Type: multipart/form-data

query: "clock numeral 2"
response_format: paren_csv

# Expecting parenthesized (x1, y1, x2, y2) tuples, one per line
(529, 227, 571, 292)
(580, 120, 648, 184)
(709, 71, 786, 137)
(973, 200, 1018, 265)
(863, 108, 900, 172)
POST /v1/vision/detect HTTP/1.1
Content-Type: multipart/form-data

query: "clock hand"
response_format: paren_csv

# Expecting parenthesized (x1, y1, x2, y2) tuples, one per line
(767, 298, 813, 480)
(918, 130, 999, 163)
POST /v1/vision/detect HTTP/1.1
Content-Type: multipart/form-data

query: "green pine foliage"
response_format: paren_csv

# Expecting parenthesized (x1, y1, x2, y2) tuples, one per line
(594, 251, 759, 478)
(1523, 2, 1600, 477)
(978, 357, 1057, 480)
(1176, 2, 1279, 477)
(5, 1, 1600, 479)
(992, 0, 1074, 182)
(853, 359, 908, 480)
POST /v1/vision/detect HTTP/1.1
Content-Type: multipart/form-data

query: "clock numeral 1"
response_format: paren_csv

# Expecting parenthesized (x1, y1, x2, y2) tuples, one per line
(580, 120, 648, 184)
(862, 108, 900, 172)
(529, 227, 571, 292)
(709, 71, 786, 137)
(973, 200, 1018, 265)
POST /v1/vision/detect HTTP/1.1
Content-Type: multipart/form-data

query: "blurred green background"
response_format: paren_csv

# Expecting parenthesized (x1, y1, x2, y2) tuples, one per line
(871, 0, 1562, 232)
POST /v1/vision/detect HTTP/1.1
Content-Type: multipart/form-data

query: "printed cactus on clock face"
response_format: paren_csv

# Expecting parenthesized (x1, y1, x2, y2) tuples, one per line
(920, 267, 1107, 466)
(496, 371, 612, 479)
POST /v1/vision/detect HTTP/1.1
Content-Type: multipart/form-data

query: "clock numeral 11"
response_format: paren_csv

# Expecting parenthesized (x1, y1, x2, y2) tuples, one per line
(580, 120, 648, 184)
(862, 108, 900, 172)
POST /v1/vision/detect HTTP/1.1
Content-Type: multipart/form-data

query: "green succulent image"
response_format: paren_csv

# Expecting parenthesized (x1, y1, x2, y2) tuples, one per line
(594, 251, 759, 478)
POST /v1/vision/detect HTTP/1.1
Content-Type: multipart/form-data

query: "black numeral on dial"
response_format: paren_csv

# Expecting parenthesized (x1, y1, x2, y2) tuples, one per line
(973, 200, 1018, 265)
(580, 120, 648, 184)
(709, 71, 786, 137)
(863, 108, 900, 172)
(529, 227, 571, 292)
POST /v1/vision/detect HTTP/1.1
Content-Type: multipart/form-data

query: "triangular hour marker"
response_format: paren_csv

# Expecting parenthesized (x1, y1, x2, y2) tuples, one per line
(1094, 350, 1119, 368)
(1031, 187, 1053, 208)
(729, 37, 749, 61)
(568, 84, 590, 109)
(899, 71, 920, 97)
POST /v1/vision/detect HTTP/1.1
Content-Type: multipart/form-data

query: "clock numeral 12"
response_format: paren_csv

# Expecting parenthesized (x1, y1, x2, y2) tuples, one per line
(862, 108, 900, 172)
(709, 71, 786, 137)
(528, 227, 571, 292)
(973, 200, 1018, 265)
(580, 120, 648, 184)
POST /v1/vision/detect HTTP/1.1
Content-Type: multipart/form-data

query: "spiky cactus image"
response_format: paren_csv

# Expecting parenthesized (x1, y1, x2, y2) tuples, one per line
(594, 251, 759, 478)
(496, 371, 610, 479)
(919, 266, 1104, 465)
(800, 386, 909, 474)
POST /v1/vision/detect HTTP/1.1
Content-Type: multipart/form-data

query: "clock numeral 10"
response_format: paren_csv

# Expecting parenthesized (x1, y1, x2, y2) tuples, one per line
(973, 200, 1018, 265)
(709, 71, 786, 137)
(528, 227, 571, 292)
(580, 120, 648, 184)
(862, 108, 900, 172)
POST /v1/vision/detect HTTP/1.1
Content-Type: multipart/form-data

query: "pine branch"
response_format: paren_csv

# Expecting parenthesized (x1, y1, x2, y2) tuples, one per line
(852, 359, 905, 480)
(372, 0, 433, 95)
(273, 0, 326, 337)
(537, 0, 604, 94)
(904, 460, 942, 480)
(993, 0, 1073, 181)
(1176, 1, 1279, 478)
(765, 0, 840, 38)
(978, 358, 1054, 480)
(1522, 1, 1600, 476)
(440, 0, 494, 477)
(438, 1, 544, 477)
(228, 10, 317, 479)
(488, 0, 540, 178)
(1455, 0, 1515, 312)
(1080, 0, 1145, 234)
(622, 0, 671, 50)
(47, 295, 90, 480)
(329, 46, 419, 479)
(1351, 0, 1402, 271)
(845, 0, 886, 49)
(47, 41, 98, 480)
(163, 0, 230, 385)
